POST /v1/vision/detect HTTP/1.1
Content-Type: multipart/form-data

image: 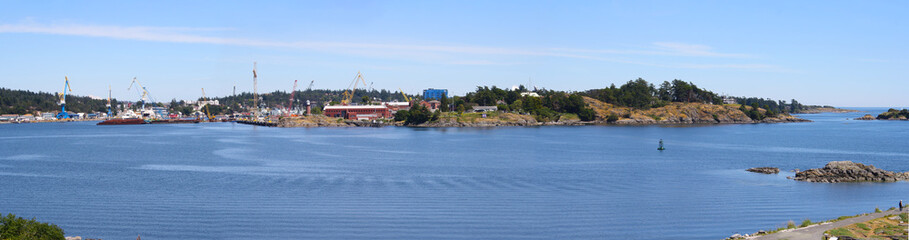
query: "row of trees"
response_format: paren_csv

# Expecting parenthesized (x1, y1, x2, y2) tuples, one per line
(582, 78, 723, 109)
(0, 88, 117, 115)
(732, 97, 805, 114)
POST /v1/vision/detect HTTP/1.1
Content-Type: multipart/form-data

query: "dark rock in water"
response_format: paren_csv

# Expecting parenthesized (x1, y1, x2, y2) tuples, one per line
(793, 161, 909, 183)
(746, 167, 780, 174)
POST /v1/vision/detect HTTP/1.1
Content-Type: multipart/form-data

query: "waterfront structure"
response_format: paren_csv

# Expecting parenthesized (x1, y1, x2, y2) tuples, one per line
(385, 101, 411, 113)
(471, 106, 498, 112)
(520, 92, 540, 98)
(420, 100, 441, 112)
(323, 105, 391, 120)
(0, 114, 18, 122)
(423, 88, 448, 100)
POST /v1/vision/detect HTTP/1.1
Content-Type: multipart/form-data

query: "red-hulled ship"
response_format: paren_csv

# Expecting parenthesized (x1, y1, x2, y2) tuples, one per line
(97, 118, 148, 125)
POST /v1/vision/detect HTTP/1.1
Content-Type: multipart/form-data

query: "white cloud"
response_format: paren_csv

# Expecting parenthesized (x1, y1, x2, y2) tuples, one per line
(652, 42, 752, 58)
(0, 21, 773, 70)
(554, 42, 752, 58)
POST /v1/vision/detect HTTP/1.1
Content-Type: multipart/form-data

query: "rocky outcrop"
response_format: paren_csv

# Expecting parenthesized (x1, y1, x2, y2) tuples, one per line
(747, 167, 780, 174)
(854, 114, 876, 120)
(793, 161, 909, 183)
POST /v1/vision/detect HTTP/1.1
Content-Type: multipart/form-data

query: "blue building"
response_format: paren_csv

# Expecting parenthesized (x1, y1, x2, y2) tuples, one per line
(423, 88, 448, 100)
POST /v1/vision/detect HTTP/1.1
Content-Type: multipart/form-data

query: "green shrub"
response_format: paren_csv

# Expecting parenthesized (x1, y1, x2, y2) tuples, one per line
(827, 227, 853, 237)
(0, 213, 65, 240)
(874, 207, 882, 213)
(577, 108, 596, 121)
(855, 223, 870, 231)
(799, 219, 812, 227)
(606, 114, 619, 123)
(786, 220, 796, 229)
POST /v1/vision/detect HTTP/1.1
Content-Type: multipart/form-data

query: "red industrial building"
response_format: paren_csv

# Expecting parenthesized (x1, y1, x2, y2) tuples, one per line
(323, 105, 391, 120)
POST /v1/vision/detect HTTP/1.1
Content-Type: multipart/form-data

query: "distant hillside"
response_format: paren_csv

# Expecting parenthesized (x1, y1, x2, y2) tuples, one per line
(0, 88, 116, 115)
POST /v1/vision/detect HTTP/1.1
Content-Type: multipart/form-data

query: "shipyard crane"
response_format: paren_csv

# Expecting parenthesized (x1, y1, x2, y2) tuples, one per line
(201, 88, 213, 121)
(252, 62, 259, 118)
(127, 77, 151, 110)
(55, 76, 73, 119)
(341, 71, 368, 105)
(107, 85, 112, 118)
(399, 88, 412, 103)
(305, 80, 314, 91)
(304, 80, 314, 115)
(287, 80, 298, 117)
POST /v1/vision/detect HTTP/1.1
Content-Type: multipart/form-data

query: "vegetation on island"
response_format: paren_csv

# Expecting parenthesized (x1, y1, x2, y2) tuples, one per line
(0, 213, 65, 240)
(582, 78, 723, 109)
(877, 108, 909, 120)
(395, 85, 596, 125)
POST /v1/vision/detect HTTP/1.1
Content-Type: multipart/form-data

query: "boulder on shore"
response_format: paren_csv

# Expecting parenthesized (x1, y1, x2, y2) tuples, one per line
(746, 167, 780, 174)
(793, 161, 909, 183)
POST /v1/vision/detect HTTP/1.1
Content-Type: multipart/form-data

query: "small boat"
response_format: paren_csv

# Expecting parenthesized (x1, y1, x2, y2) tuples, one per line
(97, 118, 148, 125)
(657, 139, 666, 151)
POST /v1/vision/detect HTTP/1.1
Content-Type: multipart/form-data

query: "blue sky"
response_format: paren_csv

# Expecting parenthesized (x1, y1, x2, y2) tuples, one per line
(0, 0, 906, 107)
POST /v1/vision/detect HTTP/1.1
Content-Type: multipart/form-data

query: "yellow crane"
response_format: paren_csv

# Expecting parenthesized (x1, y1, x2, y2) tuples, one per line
(201, 88, 213, 121)
(341, 71, 368, 105)
(399, 88, 412, 102)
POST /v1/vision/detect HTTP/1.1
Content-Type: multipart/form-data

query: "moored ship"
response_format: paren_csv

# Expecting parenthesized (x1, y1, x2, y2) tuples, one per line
(97, 118, 148, 125)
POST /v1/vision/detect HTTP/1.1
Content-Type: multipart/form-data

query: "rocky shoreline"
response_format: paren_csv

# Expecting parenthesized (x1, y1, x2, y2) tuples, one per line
(746, 167, 780, 174)
(275, 116, 809, 128)
(791, 161, 909, 183)
(746, 161, 909, 183)
(796, 107, 861, 114)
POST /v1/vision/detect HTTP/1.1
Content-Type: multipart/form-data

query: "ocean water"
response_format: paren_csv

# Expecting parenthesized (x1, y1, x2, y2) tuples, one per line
(1, 108, 907, 239)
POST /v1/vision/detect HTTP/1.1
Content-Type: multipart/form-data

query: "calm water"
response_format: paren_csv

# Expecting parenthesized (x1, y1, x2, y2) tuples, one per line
(1, 109, 907, 239)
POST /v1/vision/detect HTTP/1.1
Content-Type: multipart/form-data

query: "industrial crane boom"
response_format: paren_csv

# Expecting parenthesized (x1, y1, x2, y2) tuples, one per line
(55, 76, 73, 119)
(107, 85, 112, 118)
(341, 71, 368, 105)
(201, 88, 213, 121)
(288, 80, 298, 117)
(399, 88, 412, 103)
(252, 62, 258, 117)
(127, 77, 151, 109)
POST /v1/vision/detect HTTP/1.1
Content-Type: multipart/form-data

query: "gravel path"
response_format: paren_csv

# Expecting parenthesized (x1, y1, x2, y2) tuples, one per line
(750, 208, 904, 240)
